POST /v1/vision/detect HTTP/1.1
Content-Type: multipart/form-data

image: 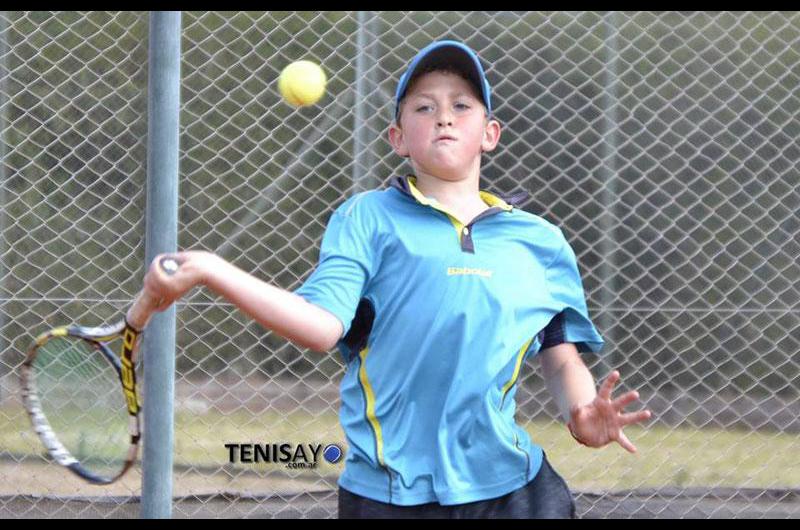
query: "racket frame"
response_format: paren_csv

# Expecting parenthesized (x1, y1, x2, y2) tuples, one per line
(20, 320, 143, 485)
(20, 256, 178, 484)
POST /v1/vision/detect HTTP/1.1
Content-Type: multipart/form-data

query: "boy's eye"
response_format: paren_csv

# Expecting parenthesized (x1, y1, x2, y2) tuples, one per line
(455, 102, 470, 110)
(415, 105, 432, 113)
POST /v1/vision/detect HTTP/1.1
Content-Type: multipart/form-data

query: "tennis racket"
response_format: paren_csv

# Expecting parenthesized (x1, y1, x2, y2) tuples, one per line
(20, 256, 180, 484)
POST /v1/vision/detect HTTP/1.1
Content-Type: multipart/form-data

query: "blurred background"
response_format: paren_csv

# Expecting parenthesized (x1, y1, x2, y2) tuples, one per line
(1, 11, 799, 518)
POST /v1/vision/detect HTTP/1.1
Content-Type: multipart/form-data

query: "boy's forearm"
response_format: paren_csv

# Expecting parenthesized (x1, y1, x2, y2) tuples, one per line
(554, 361, 597, 422)
(542, 345, 597, 422)
(202, 258, 343, 352)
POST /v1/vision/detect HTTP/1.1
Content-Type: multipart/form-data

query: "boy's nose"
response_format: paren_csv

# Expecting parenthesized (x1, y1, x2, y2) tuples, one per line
(436, 108, 453, 127)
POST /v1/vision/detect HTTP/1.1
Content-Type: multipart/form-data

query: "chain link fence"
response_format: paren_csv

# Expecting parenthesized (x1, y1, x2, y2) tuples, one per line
(2, 11, 800, 518)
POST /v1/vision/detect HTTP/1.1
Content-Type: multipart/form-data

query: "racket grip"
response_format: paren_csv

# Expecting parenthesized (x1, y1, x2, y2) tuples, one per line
(125, 257, 180, 331)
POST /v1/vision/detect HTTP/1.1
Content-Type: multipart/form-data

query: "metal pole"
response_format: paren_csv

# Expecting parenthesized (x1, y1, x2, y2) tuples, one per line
(141, 10, 181, 519)
(0, 13, 8, 390)
(599, 11, 621, 378)
(352, 11, 379, 193)
(352, 11, 369, 194)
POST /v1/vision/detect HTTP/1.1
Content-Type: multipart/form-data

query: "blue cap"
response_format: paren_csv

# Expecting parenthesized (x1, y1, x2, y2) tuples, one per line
(394, 40, 492, 120)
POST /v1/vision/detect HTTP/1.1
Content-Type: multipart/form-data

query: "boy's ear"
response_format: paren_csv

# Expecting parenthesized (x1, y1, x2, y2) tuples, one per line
(481, 118, 502, 153)
(388, 120, 410, 158)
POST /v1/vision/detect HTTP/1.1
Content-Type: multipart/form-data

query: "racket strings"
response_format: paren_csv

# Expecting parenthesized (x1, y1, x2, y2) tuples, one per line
(32, 336, 131, 475)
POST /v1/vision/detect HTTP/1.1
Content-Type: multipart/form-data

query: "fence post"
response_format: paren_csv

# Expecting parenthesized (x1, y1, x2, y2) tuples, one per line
(598, 10, 621, 379)
(352, 11, 379, 194)
(0, 13, 7, 391)
(141, 10, 181, 519)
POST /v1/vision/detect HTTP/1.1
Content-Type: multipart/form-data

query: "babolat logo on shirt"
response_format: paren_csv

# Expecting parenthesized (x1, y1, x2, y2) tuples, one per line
(447, 266, 493, 278)
(225, 443, 343, 469)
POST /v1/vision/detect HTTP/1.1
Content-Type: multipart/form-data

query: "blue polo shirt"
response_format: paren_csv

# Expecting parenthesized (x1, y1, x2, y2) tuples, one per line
(295, 175, 604, 506)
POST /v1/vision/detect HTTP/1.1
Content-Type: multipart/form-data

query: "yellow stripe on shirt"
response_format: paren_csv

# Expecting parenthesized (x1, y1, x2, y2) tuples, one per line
(358, 347, 386, 467)
(500, 337, 535, 409)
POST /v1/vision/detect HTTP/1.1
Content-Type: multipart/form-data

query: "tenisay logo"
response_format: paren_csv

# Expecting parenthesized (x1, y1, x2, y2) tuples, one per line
(225, 443, 343, 469)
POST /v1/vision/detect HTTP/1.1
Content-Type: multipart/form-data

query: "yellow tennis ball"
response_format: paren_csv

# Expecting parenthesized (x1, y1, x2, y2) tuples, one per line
(278, 60, 327, 107)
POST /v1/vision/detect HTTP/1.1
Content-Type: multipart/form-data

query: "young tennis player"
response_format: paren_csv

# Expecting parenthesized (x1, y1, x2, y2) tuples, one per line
(144, 40, 651, 519)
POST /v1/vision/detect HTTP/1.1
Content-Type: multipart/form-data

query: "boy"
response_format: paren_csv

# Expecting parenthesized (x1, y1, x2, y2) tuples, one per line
(143, 40, 651, 518)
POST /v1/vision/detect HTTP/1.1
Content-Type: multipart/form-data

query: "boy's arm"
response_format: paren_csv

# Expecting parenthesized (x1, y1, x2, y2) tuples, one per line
(539, 342, 651, 452)
(539, 342, 596, 423)
(143, 251, 343, 353)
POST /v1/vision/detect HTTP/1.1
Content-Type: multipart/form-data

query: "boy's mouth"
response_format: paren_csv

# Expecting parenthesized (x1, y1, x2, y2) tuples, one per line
(434, 135, 457, 143)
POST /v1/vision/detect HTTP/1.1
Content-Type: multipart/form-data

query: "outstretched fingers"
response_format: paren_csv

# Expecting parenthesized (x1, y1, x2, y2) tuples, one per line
(619, 410, 652, 427)
(598, 370, 620, 401)
(612, 390, 640, 411)
(617, 431, 638, 454)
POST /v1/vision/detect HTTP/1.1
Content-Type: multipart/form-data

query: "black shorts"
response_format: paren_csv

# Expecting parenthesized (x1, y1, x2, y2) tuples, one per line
(337, 452, 576, 519)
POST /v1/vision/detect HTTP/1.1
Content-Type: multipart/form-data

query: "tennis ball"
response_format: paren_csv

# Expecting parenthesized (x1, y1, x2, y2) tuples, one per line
(278, 60, 327, 107)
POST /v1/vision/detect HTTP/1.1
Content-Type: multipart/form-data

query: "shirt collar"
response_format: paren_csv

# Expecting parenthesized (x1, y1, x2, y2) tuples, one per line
(389, 175, 528, 210)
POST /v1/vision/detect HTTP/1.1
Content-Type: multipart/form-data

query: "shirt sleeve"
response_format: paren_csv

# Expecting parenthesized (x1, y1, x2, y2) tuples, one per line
(294, 197, 376, 339)
(539, 311, 566, 350)
(544, 233, 605, 354)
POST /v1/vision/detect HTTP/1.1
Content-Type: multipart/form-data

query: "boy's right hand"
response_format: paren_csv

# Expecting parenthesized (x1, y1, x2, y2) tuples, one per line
(143, 250, 220, 312)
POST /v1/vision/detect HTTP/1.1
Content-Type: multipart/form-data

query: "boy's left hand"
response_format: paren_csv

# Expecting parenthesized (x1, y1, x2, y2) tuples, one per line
(568, 371, 652, 453)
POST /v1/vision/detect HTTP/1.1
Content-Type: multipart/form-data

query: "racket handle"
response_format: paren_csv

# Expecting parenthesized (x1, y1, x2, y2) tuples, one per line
(126, 257, 180, 331)
(160, 257, 179, 275)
